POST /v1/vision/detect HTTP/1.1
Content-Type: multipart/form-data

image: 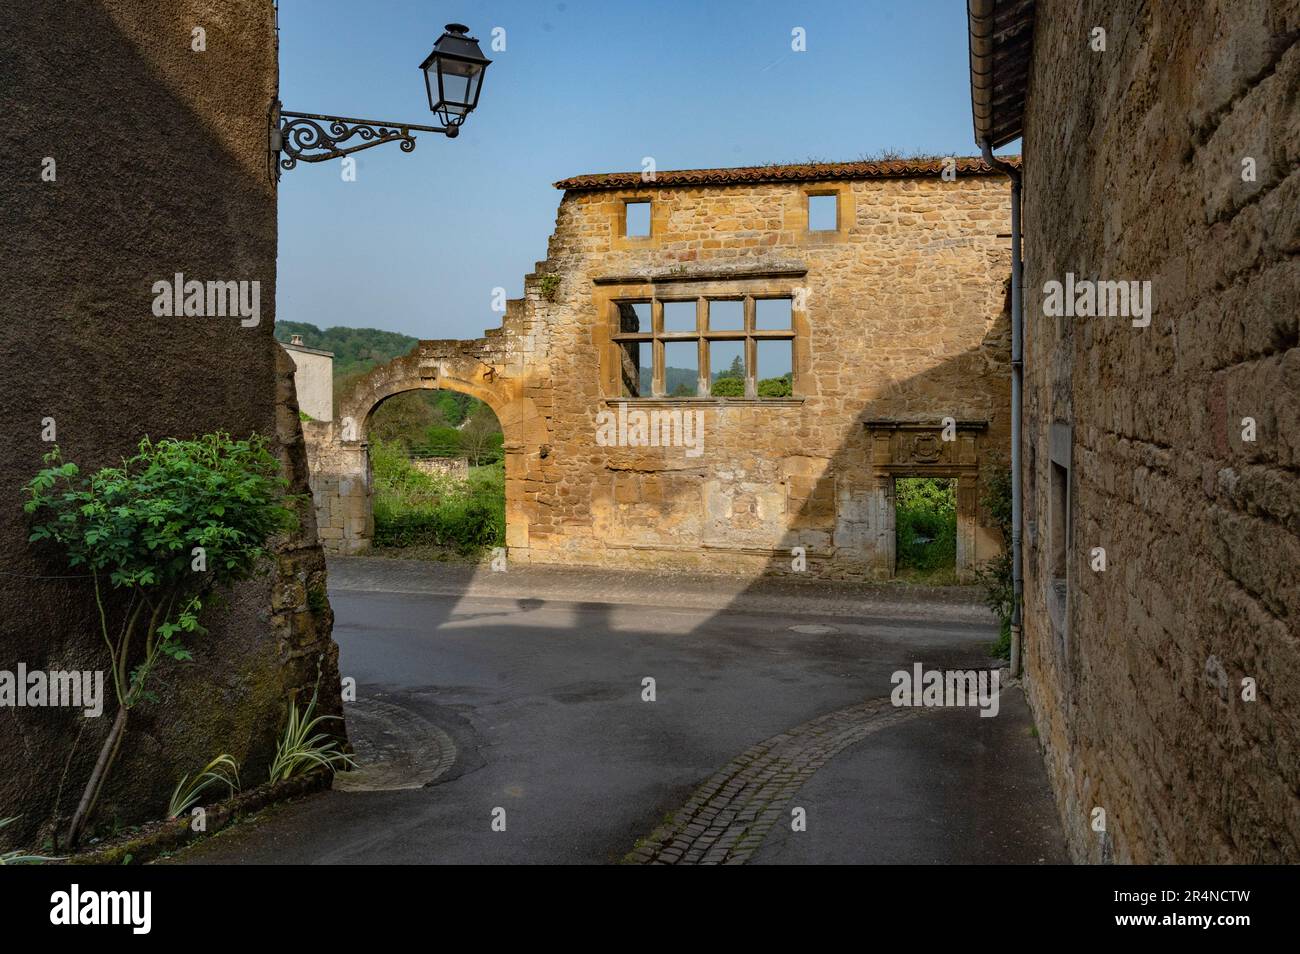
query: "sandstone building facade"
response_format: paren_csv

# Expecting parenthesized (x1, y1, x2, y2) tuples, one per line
(309, 158, 1015, 580)
(969, 0, 1299, 862)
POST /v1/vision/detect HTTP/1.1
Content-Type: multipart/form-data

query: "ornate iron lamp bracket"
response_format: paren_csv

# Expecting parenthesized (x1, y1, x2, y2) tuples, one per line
(272, 107, 458, 174)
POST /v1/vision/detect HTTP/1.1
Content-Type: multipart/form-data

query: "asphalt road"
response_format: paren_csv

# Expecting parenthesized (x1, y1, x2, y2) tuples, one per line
(172, 558, 1066, 864)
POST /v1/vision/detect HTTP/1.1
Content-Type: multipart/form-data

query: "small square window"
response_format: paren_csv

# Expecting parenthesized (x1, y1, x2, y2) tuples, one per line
(755, 298, 792, 330)
(808, 193, 838, 232)
(707, 299, 744, 331)
(662, 301, 697, 333)
(625, 200, 651, 237)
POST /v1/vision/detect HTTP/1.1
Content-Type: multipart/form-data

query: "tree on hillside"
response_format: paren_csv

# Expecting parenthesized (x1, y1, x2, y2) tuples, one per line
(460, 404, 503, 464)
(717, 355, 744, 380)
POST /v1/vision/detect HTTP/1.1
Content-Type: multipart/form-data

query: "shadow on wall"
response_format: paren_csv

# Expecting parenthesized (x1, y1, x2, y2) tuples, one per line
(771, 293, 1013, 581)
(582, 282, 1014, 582)
(0, 0, 341, 848)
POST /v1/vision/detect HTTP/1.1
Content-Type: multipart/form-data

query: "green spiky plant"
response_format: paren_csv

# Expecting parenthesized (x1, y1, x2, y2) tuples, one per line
(24, 433, 296, 848)
(0, 817, 59, 865)
(267, 679, 355, 783)
(167, 754, 241, 820)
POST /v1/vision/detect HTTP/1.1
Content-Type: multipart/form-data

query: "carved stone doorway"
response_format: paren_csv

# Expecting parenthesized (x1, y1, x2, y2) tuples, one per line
(864, 419, 988, 582)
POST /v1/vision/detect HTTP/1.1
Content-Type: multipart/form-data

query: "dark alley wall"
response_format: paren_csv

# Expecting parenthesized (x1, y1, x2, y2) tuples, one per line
(1019, 0, 1299, 862)
(0, 0, 340, 846)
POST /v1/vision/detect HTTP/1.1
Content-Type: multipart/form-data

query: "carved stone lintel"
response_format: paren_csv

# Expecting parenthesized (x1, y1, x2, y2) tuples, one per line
(863, 420, 987, 475)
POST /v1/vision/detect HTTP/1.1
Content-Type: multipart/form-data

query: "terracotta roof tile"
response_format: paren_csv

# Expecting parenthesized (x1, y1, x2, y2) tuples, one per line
(554, 156, 1020, 191)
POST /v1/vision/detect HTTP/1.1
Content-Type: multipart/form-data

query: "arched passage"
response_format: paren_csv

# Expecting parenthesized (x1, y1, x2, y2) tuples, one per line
(305, 342, 550, 557)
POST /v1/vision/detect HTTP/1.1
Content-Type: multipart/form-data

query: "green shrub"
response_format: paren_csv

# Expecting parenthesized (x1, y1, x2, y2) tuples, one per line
(975, 463, 1015, 658)
(895, 477, 956, 574)
(167, 754, 240, 820)
(370, 441, 505, 553)
(267, 680, 354, 782)
(708, 374, 792, 398)
(24, 433, 294, 846)
(420, 425, 464, 457)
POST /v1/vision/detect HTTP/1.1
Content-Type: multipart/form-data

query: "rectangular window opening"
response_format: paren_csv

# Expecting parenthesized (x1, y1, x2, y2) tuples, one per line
(662, 300, 697, 333)
(1050, 460, 1068, 587)
(707, 299, 744, 331)
(755, 297, 793, 330)
(756, 339, 793, 398)
(618, 341, 651, 398)
(663, 341, 700, 397)
(709, 340, 746, 397)
(612, 294, 795, 402)
(625, 200, 651, 237)
(808, 193, 838, 232)
(617, 300, 650, 334)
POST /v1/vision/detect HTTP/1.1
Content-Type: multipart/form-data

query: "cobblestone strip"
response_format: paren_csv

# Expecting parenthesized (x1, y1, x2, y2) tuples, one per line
(623, 698, 928, 865)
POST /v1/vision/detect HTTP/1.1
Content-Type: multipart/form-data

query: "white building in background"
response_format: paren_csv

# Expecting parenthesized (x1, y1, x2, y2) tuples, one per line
(282, 334, 333, 422)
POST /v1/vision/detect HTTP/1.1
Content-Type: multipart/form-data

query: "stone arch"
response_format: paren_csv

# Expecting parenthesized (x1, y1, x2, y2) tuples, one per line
(313, 342, 550, 556)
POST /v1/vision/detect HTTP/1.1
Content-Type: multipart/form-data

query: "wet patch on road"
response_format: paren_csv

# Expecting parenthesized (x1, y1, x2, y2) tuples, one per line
(333, 694, 458, 792)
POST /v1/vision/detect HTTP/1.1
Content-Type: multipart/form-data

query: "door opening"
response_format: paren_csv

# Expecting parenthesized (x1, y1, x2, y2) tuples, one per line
(893, 476, 957, 584)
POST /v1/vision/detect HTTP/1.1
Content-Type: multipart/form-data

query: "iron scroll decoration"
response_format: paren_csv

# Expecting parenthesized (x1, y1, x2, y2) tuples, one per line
(275, 110, 456, 173)
(270, 24, 490, 177)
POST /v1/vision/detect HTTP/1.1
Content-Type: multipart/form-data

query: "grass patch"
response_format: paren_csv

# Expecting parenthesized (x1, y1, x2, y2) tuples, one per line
(371, 440, 505, 555)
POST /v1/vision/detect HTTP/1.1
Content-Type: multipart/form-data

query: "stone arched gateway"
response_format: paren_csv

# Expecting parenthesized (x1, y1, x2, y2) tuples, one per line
(303, 336, 550, 556)
(293, 157, 1013, 579)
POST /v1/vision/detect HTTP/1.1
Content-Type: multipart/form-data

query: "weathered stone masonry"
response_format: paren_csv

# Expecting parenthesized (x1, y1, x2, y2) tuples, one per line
(309, 158, 1014, 580)
(971, 0, 1300, 862)
(0, 0, 341, 846)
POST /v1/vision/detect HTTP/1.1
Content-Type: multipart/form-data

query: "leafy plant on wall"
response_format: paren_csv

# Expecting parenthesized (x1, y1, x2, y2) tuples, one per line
(24, 433, 296, 847)
(975, 462, 1014, 657)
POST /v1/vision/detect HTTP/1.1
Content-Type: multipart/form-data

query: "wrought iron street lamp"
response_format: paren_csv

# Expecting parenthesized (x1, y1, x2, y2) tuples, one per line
(273, 23, 491, 174)
(421, 23, 491, 126)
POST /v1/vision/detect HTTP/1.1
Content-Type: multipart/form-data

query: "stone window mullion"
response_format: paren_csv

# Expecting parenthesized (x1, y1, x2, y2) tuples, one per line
(652, 299, 665, 397)
(610, 292, 796, 402)
(743, 296, 757, 399)
(696, 297, 709, 395)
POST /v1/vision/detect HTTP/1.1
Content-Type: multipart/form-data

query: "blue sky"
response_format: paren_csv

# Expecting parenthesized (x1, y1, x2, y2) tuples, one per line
(276, 0, 995, 341)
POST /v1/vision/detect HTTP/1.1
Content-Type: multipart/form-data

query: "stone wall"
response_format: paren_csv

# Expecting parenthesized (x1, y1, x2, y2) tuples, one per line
(0, 0, 341, 847)
(283, 343, 334, 422)
(1019, 0, 1300, 862)
(304, 421, 372, 555)
(315, 162, 1014, 577)
(413, 457, 470, 480)
(528, 164, 1013, 579)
